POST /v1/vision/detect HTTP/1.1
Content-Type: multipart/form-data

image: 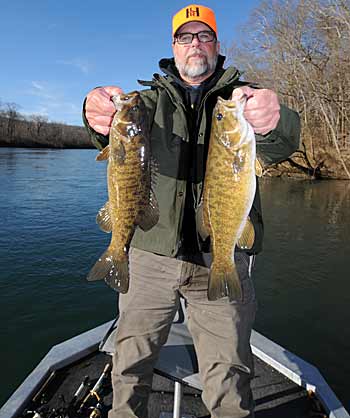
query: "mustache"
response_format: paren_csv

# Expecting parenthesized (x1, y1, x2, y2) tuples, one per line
(186, 49, 208, 59)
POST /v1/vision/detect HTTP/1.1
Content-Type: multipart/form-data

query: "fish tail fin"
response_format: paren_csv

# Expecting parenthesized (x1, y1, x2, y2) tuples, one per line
(86, 248, 129, 293)
(208, 263, 242, 302)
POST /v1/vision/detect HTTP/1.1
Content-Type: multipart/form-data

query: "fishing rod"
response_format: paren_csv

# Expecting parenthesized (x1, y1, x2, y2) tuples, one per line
(23, 363, 111, 418)
(77, 362, 112, 414)
(67, 375, 90, 410)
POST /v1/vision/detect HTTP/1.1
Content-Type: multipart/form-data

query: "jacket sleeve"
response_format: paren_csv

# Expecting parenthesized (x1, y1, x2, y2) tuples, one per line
(255, 104, 301, 167)
(82, 88, 158, 151)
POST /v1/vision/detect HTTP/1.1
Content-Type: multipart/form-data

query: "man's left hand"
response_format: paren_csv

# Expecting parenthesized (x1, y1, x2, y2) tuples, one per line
(231, 86, 280, 135)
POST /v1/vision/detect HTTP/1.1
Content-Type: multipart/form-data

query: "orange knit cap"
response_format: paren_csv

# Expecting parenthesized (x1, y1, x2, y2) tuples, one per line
(172, 4, 217, 37)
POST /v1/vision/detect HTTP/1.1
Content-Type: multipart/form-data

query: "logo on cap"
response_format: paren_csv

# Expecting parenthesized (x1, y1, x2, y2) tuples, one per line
(186, 7, 200, 18)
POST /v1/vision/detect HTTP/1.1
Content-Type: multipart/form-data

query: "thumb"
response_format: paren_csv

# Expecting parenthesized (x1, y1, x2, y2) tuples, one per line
(231, 86, 255, 101)
(104, 86, 124, 97)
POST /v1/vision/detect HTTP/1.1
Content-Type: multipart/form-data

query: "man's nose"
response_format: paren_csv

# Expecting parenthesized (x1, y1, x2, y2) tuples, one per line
(191, 35, 200, 46)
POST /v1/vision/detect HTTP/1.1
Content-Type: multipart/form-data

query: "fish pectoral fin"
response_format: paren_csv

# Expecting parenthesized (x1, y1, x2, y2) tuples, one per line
(255, 158, 264, 177)
(96, 145, 110, 161)
(150, 157, 159, 191)
(237, 217, 255, 250)
(115, 141, 126, 164)
(208, 264, 242, 302)
(196, 201, 210, 241)
(86, 249, 130, 293)
(137, 190, 160, 231)
(150, 156, 159, 175)
(96, 201, 112, 233)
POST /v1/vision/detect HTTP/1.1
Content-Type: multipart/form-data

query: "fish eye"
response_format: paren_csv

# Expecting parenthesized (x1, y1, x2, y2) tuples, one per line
(216, 113, 223, 121)
(127, 127, 137, 137)
(123, 96, 129, 101)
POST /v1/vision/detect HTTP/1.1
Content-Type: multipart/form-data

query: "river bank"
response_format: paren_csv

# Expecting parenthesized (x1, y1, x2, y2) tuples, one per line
(262, 147, 350, 180)
(0, 115, 93, 149)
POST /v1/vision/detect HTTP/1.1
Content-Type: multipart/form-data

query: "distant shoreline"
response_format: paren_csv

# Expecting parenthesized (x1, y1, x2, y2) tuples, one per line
(0, 141, 94, 149)
(0, 115, 93, 149)
(1, 116, 349, 180)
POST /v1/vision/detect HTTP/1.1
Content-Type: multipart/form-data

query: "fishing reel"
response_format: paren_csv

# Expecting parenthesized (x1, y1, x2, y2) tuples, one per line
(22, 362, 112, 418)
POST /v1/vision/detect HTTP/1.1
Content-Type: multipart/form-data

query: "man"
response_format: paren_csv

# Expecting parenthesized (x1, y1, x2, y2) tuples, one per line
(83, 4, 300, 418)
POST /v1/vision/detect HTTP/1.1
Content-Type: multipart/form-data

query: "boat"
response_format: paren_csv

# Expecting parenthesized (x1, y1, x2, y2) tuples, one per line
(1, 299, 349, 418)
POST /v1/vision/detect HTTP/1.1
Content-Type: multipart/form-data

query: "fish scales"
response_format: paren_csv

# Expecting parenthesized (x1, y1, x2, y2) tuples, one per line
(107, 142, 147, 255)
(87, 91, 159, 293)
(202, 96, 256, 301)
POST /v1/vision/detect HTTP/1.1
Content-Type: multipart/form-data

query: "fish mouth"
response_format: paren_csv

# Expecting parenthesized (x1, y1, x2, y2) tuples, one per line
(214, 96, 249, 148)
(110, 90, 146, 140)
(217, 96, 237, 111)
(112, 91, 140, 111)
(236, 94, 248, 107)
(217, 95, 247, 113)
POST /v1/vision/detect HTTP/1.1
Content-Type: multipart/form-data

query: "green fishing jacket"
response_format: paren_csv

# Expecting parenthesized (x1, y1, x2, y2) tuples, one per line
(83, 59, 300, 257)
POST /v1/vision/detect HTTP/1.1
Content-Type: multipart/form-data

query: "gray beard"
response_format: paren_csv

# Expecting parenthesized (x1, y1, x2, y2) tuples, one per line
(175, 52, 218, 81)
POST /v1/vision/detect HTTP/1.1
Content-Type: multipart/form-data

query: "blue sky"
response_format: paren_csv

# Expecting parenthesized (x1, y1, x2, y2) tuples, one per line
(0, 0, 260, 126)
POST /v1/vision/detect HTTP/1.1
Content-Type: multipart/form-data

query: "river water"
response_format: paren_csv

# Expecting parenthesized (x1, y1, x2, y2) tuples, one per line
(0, 147, 349, 410)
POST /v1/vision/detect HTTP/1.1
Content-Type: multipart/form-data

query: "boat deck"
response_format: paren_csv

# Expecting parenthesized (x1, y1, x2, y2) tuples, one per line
(19, 350, 322, 418)
(4, 312, 344, 418)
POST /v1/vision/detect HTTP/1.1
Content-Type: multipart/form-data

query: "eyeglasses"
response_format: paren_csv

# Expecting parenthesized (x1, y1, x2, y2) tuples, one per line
(174, 31, 216, 45)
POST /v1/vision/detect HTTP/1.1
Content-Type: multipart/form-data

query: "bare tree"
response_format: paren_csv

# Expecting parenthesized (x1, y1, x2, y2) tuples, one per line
(28, 114, 49, 137)
(227, 0, 350, 179)
(4, 102, 21, 138)
(0, 104, 91, 148)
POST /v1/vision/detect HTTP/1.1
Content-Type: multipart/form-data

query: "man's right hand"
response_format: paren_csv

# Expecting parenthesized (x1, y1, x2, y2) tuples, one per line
(85, 86, 123, 136)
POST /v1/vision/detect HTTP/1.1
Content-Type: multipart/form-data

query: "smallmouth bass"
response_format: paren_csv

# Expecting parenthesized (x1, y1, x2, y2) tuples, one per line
(87, 91, 159, 292)
(200, 96, 256, 301)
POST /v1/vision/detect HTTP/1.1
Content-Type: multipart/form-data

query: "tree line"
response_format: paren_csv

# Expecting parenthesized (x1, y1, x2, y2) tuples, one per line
(226, 0, 350, 179)
(0, 101, 93, 149)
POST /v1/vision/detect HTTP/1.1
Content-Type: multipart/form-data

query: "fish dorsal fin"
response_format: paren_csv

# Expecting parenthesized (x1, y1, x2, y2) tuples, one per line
(96, 145, 110, 161)
(237, 217, 255, 250)
(96, 201, 112, 233)
(137, 189, 159, 232)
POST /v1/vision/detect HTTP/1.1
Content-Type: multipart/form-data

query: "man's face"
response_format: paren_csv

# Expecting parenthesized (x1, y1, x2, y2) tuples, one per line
(172, 21, 220, 84)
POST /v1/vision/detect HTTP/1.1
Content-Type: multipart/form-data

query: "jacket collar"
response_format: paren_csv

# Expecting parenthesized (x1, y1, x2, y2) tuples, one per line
(138, 54, 241, 92)
(158, 54, 226, 86)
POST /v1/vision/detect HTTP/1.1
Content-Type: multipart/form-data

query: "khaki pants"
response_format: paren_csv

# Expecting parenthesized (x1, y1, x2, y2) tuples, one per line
(108, 248, 257, 418)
